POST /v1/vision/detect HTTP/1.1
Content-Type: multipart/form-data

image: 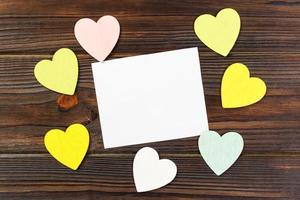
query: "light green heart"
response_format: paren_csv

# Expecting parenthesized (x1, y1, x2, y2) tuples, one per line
(198, 131, 244, 176)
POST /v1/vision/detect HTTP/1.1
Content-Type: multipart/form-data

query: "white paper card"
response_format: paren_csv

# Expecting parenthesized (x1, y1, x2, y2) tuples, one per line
(92, 47, 208, 148)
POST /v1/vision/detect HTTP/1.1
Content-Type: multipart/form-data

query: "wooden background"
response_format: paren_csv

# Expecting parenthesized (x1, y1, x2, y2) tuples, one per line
(0, 0, 299, 199)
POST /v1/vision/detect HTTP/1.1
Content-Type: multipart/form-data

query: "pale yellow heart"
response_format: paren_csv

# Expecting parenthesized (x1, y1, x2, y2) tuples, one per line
(44, 124, 89, 170)
(194, 8, 240, 56)
(34, 48, 78, 95)
(221, 63, 267, 108)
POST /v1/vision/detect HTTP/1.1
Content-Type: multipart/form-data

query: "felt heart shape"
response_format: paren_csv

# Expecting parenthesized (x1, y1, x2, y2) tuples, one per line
(44, 124, 89, 170)
(133, 147, 177, 192)
(34, 48, 78, 95)
(221, 63, 267, 108)
(74, 15, 120, 61)
(194, 8, 240, 56)
(198, 131, 244, 176)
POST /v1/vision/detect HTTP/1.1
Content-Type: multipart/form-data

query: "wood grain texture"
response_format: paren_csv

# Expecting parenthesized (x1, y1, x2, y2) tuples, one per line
(0, 0, 299, 199)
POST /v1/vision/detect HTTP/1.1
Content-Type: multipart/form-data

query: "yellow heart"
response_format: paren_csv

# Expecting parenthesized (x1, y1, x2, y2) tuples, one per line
(221, 63, 267, 108)
(34, 48, 78, 95)
(194, 8, 240, 56)
(44, 124, 89, 170)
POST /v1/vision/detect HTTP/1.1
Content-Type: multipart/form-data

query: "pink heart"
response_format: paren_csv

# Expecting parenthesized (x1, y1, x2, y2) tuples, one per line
(74, 15, 120, 62)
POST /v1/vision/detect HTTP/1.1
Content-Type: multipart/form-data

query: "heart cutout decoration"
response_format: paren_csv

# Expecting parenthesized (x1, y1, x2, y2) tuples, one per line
(198, 131, 244, 176)
(194, 8, 240, 56)
(44, 124, 89, 170)
(74, 15, 120, 61)
(221, 63, 267, 108)
(34, 48, 78, 95)
(133, 147, 177, 192)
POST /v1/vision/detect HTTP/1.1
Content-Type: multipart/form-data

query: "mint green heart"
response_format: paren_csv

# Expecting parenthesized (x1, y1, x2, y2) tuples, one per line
(198, 131, 244, 176)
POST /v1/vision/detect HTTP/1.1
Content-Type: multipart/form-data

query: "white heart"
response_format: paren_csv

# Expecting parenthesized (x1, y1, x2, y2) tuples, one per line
(133, 147, 177, 192)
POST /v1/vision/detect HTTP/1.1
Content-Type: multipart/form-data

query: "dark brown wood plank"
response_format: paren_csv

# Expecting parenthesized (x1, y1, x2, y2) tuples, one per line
(0, 121, 300, 154)
(0, 53, 299, 94)
(0, 0, 299, 18)
(0, 155, 298, 199)
(0, 16, 299, 54)
(1, 191, 297, 200)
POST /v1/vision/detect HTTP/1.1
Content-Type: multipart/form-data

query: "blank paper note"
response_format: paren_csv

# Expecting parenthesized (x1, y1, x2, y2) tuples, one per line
(92, 47, 208, 148)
